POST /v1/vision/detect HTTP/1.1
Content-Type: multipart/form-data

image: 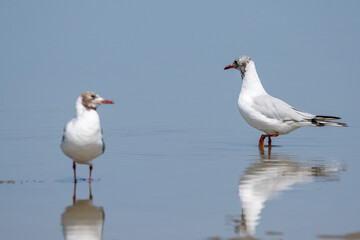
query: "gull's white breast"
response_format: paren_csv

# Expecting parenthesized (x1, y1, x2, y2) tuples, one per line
(61, 111, 103, 165)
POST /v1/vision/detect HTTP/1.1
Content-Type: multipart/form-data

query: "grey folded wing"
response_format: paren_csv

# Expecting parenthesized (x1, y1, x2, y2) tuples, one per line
(252, 94, 314, 123)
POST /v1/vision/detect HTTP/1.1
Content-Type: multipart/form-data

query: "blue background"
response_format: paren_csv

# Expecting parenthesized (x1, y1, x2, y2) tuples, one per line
(0, 1, 359, 240)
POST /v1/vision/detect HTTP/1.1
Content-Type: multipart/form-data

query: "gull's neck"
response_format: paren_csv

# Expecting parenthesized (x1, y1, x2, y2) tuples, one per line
(75, 97, 100, 123)
(240, 61, 267, 97)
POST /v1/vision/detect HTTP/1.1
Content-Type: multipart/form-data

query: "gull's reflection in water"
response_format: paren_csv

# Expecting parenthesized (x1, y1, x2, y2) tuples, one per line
(61, 183, 105, 240)
(229, 146, 345, 238)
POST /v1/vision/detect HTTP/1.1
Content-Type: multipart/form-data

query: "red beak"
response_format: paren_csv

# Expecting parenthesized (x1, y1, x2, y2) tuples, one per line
(224, 65, 234, 70)
(101, 100, 115, 104)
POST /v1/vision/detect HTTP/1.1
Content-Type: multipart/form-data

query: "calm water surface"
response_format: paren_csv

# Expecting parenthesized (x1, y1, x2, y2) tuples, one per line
(1, 2, 360, 239)
(0, 107, 358, 240)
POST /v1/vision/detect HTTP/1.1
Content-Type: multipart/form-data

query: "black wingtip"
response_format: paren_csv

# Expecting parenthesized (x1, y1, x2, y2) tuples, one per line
(338, 122, 349, 127)
(312, 117, 348, 127)
(315, 115, 341, 120)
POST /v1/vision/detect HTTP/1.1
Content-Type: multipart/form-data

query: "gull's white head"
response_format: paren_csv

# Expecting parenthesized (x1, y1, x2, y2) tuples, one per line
(81, 91, 114, 110)
(224, 56, 252, 78)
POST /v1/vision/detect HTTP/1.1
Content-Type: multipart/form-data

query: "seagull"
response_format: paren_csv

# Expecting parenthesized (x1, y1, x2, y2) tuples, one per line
(61, 91, 114, 183)
(224, 56, 347, 147)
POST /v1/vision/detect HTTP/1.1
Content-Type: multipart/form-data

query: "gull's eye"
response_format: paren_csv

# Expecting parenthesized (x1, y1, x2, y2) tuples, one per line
(233, 61, 238, 66)
(90, 94, 96, 99)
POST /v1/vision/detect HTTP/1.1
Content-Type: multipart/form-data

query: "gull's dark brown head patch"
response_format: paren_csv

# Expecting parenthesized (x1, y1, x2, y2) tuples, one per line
(233, 56, 252, 78)
(81, 91, 101, 110)
(224, 56, 253, 78)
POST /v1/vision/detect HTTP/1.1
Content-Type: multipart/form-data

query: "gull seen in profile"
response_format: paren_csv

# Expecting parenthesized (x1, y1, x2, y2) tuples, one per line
(224, 56, 347, 147)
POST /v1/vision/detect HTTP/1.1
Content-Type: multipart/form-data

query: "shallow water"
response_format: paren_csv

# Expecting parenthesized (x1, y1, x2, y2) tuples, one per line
(1, 1, 360, 239)
(0, 112, 359, 240)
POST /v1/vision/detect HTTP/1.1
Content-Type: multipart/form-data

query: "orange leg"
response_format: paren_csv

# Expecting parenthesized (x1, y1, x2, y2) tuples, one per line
(258, 132, 279, 147)
(259, 135, 266, 147)
(268, 132, 279, 146)
(89, 165, 93, 184)
(73, 161, 77, 184)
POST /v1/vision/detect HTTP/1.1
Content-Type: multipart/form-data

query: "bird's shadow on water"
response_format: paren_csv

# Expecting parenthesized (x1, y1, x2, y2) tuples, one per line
(55, 178, 101, 183)
(226, 145, 346, 239)
(61, 182, 105, 240)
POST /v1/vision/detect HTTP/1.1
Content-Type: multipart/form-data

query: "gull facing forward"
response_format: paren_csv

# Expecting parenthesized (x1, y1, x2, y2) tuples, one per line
(61, 91, 114, 183)
(224, 56, 347, 147)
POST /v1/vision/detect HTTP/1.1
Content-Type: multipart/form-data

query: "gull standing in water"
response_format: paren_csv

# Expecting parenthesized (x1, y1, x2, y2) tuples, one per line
(224, 56, 347, 147)
(61, 91, 114, 183)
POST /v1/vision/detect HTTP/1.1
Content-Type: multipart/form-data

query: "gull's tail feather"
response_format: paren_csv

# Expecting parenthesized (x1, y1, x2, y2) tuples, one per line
(312, 115, 348, 127)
